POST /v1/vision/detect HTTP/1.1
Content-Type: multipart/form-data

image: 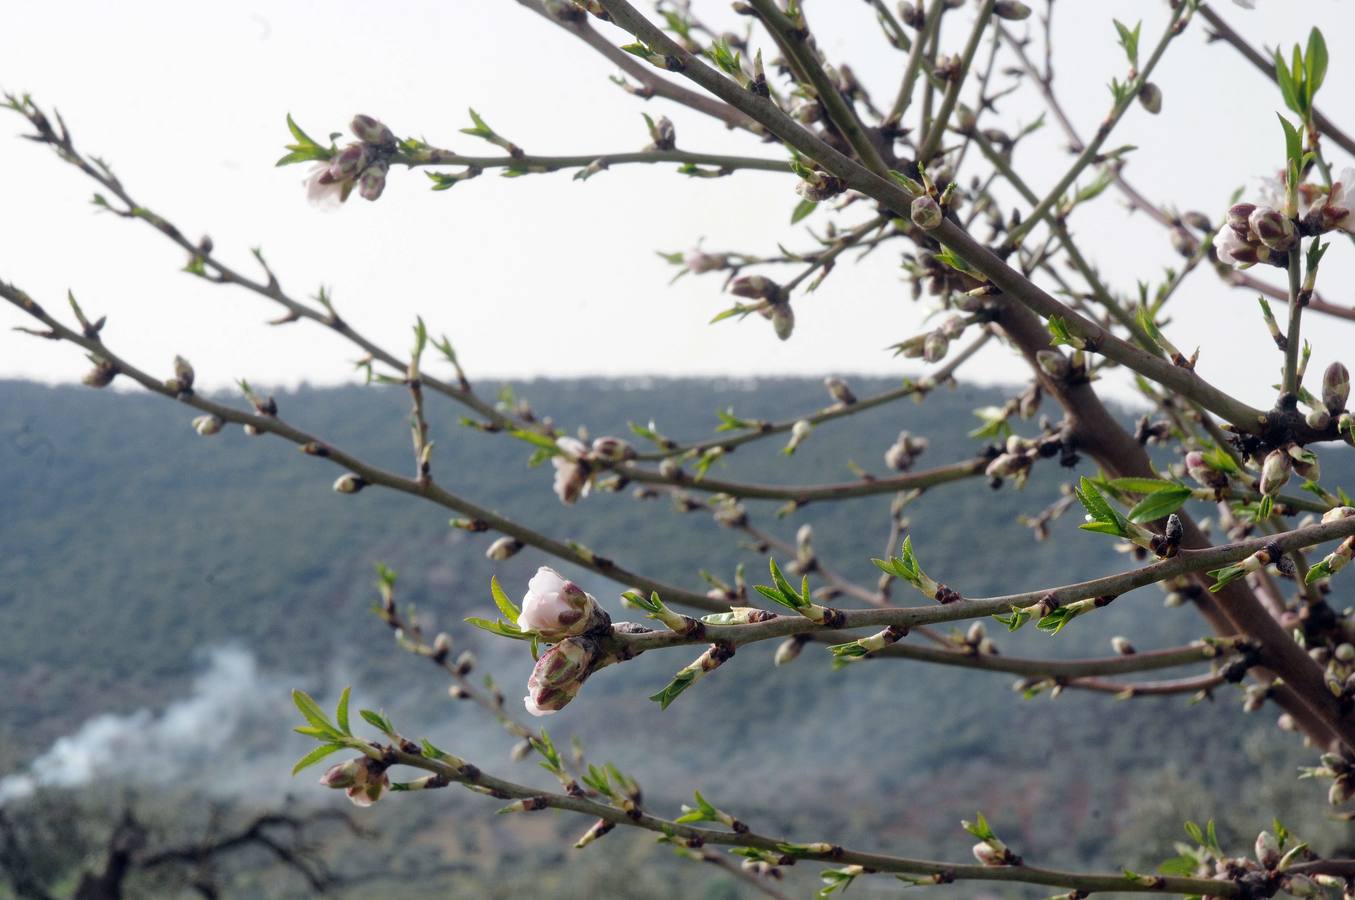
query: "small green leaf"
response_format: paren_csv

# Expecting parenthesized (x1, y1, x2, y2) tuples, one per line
(790, 198, 818, 224)
(490, 576, 521, 624)
(1126, 485, 1191, 523)
(292, 743, 345, 775)
(336, 686, 351, 735)
(360, 708, 395, 737)
(292, 689, 339, 737)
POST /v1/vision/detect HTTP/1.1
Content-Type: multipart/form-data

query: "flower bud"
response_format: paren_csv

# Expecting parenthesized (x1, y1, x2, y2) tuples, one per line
(524, 635, 598, 716)
(1259, 448, 1292, 496)
(1289, 444, 1319, 481)
(1337, 643, 1355, 663)
(333, 473, 367, 494)
(171, 355, 195, 392)
(486, 536, 524, 560)
(1249, 206, 1297, 251)
(911, 195, 943, 230)
(357, 161, 389, 202)
(771, 303, 795, 341)
(966, 621, 986, 646)
(329, 142, 370, 181)
(432, 632, 452, 662)
(1308, 408, 1332, 430)
(1285, 874, 1321, 897)
(83, 362, 116, 388)
(351, 114, 395, 146)
(923, 331, 949, 363)
(1111, 636, 1135, 656)
(518, 566, 606, 641)
(1182, 211, 1213, 232)
(455, 650, 477, 674)
(1330, 776, 1353, 806)
(1036, 350, 1070, 380)
(1227, 203, 1257, 234)
(1324, 362, 1350, 414)
(993, 0, 1031, 20)
(1137, 82, 1162, 115)
(347, 770, 389, 807)
(730, 275, 779, 301)
(319, 758, 367, 789)
(552, 436, 593, 505)
(774, 635, 806, 666)
(684, 249, 726, 273)
(1255, 831, 1280, 869)
(192, 414, 224, 436)
(591, 436, 636, 462)
(1184, 451, 1227, 491)
(824, 376, 856, 405)
(972, 843, 1003, 866)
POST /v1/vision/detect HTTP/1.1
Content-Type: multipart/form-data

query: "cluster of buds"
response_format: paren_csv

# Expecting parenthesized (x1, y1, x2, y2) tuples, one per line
(1215, 168, 1355, 268)
(1185, 450, 1230, 495)
(884, 431, 928, 471)
(795, 169, 845, 202)
(892, 314, 969, 364)
(960, 621, 997, 655)
(551, 435, 636, 504)
(683, 245, 730, 275)
(319, 756, 391, 807)
(729, 276, 794, 341)
(305, 115, 397, 207)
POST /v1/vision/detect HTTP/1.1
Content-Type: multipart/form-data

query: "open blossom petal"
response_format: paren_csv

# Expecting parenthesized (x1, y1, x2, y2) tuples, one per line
(305, 162, 345, 209)
(1213, 223, 1252, 267)
(518, 566, 593, 637)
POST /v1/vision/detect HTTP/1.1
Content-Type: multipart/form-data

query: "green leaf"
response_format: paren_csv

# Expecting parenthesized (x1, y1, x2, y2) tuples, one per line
(291, 689, 339, 738)
(790, 198, 818, 224)
(649, 671, 697, 709)
(1273, 50, 1300, 115)
(360, 708, 395, 737)
(1074, 476, 1129, 537)
(336, 686, 351, 735)
(1278, 114, 1303, 170)
(1107, 477, 1179, 494)
(1126, 485, 1191, 523)
(490, 576, 521, 624)
(768, 558, 804, 607)
(292, 742, 345, 775)
(465, 616, 534, 641)
(1112, 19, 1140, 67)
(1306, 27, 1328, 104)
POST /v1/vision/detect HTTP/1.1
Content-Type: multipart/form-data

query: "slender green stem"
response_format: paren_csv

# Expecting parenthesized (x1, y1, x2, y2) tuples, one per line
(1004, 4, 1188, 248)
(747, 0, 889, 175)
(888, 0, 945, 124)
(403, 147, 791, 176)
(633, 332, 991, 461)
(623, 457, 988, 502)
(1284, 246, 1304, 395)
(916, 0, 995, 164)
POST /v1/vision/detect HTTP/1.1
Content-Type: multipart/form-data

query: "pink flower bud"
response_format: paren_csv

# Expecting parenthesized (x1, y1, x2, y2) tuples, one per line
(1324, 362, 1350, 414)
(771, 303, 795, 341)
(319, 758, 367, 789)
(591, 436, 636, 462)
(1254, 831, 1280, 869)
(1259, 448, 1291, 496)
(1248, 206, 1297, 251)
(524, 635, 598, 716)
(357, 161, 389, 202)
(518, 566, 601, 640)
(328, 143, 370, 181)
(911, 195, 943, 230)
(192, 414, 224, 436)
(350, 114, 395, 147)
(346, 770, 389, 807)
(486, 536, 524, 560)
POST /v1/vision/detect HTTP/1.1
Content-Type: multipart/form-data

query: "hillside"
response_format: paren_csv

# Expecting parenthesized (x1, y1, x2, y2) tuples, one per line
(1, 376, 1349, 898)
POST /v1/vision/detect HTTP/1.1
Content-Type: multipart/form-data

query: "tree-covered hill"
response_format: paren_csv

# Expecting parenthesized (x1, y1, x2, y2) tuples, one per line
(2, 377, 1349, 898)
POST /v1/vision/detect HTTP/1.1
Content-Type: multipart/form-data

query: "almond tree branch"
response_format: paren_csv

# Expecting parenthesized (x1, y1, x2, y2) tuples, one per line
(382, 745, 1245, 896)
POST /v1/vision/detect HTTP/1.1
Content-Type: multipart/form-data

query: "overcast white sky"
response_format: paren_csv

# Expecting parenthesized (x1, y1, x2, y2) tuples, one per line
(2, 1, 1354, 407)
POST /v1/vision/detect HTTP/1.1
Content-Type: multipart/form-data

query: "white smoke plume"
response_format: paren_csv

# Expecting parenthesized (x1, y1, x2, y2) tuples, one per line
(0, 646, 295, 805)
